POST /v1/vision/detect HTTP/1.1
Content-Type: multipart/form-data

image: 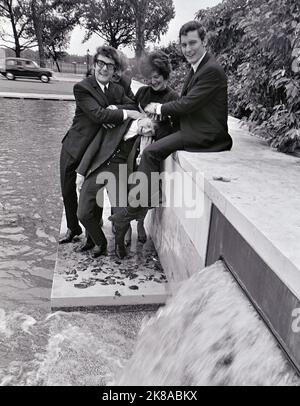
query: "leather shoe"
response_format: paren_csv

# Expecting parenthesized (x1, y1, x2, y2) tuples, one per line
(124, 225, 132, 247)
(59, 227, 82, 244)
(108, 207, 148, 224)
(92, 244, 107, 258)
(137, 221, 147, 244)
(79, 235, 95, 252)
(115, 223, 130, 259)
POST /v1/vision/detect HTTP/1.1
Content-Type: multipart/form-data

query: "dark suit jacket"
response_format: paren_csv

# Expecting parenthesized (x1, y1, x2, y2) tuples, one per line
(62, 75, 135, 161)
(76, 119, 134, 178)
(161, 53, 233, 152)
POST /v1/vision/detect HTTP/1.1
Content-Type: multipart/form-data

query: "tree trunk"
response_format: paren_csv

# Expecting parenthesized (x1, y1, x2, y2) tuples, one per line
(55, 60, 61, 72)
(31, 0, 46, 67)
(51, 46, 61, 72)
(130, 0, 148, 59)
(7, 1, 21, 57)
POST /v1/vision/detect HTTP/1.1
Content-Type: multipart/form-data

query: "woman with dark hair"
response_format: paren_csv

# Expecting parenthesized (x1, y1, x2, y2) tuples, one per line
(125, 50, 179, 245)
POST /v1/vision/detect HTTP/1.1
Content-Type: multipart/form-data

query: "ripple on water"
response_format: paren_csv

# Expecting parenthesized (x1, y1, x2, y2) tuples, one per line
(0, 308, 152, 386)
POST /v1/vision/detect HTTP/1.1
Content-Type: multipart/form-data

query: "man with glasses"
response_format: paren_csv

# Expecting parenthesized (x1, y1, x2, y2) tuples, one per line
(59, 45, 140, 246)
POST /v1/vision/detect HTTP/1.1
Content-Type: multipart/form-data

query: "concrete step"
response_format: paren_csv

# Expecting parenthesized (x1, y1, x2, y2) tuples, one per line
(51, 201, 169, 311)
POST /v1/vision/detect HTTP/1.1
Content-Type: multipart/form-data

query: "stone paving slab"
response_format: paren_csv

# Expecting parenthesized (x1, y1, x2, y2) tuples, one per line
(51, 197, 169, 310)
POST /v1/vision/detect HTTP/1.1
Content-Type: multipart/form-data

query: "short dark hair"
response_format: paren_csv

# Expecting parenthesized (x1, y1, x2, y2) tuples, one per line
(93, 46, 121, 70)
(179, 21, 206, 42)
(140, 50, 171, 80)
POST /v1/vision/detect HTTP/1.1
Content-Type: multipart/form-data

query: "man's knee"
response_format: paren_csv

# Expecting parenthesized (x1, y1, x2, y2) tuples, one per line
(143, 143, 161, 160)
(77, 204, 92, 225)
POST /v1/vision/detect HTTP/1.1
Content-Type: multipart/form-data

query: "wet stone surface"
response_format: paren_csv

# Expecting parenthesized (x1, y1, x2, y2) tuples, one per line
(52, 207, 168, 308)
(0, 99, 157, 385)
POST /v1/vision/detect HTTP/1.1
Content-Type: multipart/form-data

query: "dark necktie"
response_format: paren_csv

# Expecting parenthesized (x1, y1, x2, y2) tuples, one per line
(181, 68, 194, 96)
(104, 85, 110, 101)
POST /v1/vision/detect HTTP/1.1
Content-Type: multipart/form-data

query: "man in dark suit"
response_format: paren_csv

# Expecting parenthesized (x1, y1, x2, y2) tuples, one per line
(59, 45, 139, 245)
(109, 20, 233, 230)
(76, 117, 154, 259)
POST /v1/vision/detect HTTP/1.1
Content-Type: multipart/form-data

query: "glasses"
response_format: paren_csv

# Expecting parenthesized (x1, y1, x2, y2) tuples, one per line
(95, 59, 116, 72)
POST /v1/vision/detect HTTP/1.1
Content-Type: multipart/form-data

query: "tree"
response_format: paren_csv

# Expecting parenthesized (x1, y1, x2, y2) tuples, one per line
(30, 0, 46, 66)
(0, 0, 35, 56)
(81, 0, 134, 49)
(25, 0, 82, 68)
(81, 0, 175, 57)
(128, 0, 175, 58)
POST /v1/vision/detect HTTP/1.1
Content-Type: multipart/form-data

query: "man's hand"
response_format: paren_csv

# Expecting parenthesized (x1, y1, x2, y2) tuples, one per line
(144, 103, 159, 115)
(137, 117, 155, 137)
(126, 110, 143, 120)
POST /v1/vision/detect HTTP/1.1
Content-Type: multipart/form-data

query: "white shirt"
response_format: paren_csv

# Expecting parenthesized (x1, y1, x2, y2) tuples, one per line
(156, 51, 207, 115)
(191, 51, 207, 73)
(96, 79, 127, 120)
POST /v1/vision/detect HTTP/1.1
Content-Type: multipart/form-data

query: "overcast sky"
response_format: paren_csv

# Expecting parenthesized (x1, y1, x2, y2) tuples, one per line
(68, 0, 222, 57)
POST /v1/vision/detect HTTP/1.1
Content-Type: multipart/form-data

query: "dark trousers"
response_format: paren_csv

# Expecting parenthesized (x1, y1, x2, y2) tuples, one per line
(60, 145, 103, 232)
(135, 131, 184, 207)
(77, 161, 128, 246)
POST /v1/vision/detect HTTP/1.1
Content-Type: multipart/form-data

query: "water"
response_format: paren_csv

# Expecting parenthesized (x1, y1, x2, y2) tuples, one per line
(117, 262, 300, 386)
(0, 99, 153, 385)
(1, 99, 299, 386)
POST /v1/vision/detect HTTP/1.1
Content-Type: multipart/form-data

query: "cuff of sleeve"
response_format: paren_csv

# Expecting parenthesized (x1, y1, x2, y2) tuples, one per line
(123, 110, 128, 120)
(156, 104, 162, 115)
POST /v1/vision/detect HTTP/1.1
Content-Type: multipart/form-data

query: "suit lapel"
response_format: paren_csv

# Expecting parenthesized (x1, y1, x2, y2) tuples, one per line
(88, 76, 110, 106)
(181, 68, 194, 96)
(181, 53, 211, 96)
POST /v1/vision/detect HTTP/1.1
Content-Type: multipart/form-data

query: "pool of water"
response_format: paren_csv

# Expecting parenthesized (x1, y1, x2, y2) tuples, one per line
(0, 99, 153, 385)
(1, 99, 299, 386)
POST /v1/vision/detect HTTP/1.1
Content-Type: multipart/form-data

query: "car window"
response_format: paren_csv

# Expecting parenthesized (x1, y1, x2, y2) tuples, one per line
(25, 61, 36, 68)
(6, 60, 16, 66)
(17, 61, 23, 66)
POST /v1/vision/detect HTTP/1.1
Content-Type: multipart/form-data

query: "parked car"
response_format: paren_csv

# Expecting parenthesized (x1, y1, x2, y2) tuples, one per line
(0, 57, 53, 83)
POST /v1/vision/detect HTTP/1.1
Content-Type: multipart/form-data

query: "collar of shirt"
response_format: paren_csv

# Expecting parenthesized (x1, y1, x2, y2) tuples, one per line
(96, 79, 109, 93)
(192, 51, 207, 73)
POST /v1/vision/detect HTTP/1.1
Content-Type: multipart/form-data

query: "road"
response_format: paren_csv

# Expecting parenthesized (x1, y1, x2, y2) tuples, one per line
(0, 75, 143, 96)
(0, 75, 81, 95)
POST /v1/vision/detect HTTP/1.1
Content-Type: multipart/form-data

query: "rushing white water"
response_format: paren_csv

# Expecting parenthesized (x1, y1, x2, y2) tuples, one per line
(116, 261, 300, 386)
(0, 308, 152, 386)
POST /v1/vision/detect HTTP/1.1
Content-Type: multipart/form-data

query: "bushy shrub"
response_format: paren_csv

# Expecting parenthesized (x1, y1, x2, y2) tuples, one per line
(196, 0, 300, 152)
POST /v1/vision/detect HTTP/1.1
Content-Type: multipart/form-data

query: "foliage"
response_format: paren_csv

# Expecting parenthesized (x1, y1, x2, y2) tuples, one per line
(158, 42, 187, 93)
(28, 0, 82, 68)
(81, 0, 134, 49)
(0, 0, 82, 66)
(196, 0, 300, 152)
(81, 0, 175, 57)
(0, 0, 35, 56)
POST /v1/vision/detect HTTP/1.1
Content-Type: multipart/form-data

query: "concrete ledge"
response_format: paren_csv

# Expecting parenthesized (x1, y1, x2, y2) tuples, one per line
(0, 92, 74, 101)
(146, 116, 300, 371)
(176, 117, 300, 299)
